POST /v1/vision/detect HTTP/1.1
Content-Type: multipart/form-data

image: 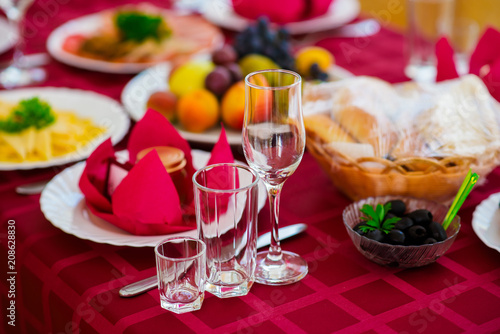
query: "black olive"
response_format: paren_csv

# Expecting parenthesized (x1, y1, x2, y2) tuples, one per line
(394, 217, 413, 230)
(407, 225, 427, 244)
(428, 221, 447, 241)
(388, 229, 405, 244)
(366, 229, 385, 242)
(423, 237, 438, 244)
(407, 209, 433, 226)
(387, 200, 406, 216)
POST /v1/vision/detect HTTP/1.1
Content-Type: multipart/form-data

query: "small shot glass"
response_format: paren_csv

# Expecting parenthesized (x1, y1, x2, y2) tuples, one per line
(155, 237, 206, 314)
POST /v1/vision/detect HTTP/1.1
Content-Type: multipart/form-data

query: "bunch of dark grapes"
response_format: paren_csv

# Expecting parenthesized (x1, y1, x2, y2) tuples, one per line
(233, 17, 295, 71)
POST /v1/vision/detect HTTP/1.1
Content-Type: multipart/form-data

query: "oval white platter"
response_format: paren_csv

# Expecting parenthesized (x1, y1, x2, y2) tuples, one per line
(46, 10, 223, 74)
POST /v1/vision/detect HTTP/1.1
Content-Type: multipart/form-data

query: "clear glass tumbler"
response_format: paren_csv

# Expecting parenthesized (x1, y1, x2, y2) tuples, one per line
(193, 163, 259, 298)
(155, 237, 206, 313)
(405, 0, 455, 82)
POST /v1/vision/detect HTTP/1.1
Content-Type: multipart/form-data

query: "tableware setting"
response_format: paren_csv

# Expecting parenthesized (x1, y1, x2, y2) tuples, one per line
(4, 0, 500, 329)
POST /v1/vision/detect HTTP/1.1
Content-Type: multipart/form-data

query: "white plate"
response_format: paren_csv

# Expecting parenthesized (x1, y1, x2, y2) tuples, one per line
(40, 150, 267, 247)
(472, 192, 500, 253)
(46, 10, 223, 74)
(0, 18, 16, 54)
(121, 62, 353, 145)
(0, 87, 130, 170)
(202, 0, 360, 35)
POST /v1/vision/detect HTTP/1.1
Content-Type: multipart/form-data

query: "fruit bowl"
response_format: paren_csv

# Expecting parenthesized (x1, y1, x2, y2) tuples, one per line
(343, 196, 461, 268)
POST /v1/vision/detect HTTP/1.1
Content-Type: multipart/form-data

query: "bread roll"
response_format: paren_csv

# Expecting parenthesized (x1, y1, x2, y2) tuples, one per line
(304, 114, 355, 143)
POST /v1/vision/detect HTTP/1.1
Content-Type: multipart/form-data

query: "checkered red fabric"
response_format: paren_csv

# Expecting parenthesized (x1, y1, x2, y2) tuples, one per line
(1, 1, 500, 333)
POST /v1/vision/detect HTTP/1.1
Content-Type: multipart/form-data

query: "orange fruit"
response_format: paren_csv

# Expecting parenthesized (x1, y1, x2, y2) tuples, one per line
(177, 89, 219, 133)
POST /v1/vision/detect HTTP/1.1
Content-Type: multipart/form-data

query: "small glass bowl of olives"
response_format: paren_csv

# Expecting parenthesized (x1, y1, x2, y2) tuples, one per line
(343, 196, 461, 268)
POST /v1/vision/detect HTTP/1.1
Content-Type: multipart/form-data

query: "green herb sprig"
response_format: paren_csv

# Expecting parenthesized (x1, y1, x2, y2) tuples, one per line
(115, 11, 171, 43)
(358, 203, 401, 234)
(0, 97, 56, 134)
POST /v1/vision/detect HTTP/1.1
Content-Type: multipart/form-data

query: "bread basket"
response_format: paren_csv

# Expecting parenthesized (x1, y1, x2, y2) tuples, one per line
(303, 75, 500, 204)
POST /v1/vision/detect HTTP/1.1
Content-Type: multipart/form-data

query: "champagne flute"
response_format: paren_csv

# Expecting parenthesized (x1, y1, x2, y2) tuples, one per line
(0, 0, 45, 88)
(242, 69, 307, 285)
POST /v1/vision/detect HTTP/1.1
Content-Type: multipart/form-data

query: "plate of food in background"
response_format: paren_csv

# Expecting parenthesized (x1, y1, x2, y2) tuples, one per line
(46, 3, 224, 74)
(202, 0, 360, 35)
(121, 18, 352, 145)
(0, 87, 130, 170)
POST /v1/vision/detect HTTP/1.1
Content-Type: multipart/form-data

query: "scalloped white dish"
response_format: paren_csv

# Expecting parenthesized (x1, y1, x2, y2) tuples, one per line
(40, 150, 267, 247)
(0, 87, 130, 170)
(202, 0, 360, 35)
(121, 62, 353, 145)
(472, 192, 500, 253)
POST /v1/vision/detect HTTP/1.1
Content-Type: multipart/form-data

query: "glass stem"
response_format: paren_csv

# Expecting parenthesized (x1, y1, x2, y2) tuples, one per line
(5, 7, 24, 67)
(266, 183, 283, 262)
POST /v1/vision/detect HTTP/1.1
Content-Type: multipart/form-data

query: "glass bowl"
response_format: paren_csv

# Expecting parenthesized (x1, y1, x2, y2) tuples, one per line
(343, 196, 461, 268)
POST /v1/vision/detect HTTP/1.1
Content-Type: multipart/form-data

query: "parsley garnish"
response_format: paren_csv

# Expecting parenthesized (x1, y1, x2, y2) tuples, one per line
(115, 11, 171, 43)
(358, 203, 401, 234)
(0, 97, 56, 134)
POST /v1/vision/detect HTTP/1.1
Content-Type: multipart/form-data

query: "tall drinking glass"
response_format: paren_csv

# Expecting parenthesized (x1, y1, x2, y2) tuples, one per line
(405, 0, 455, 82)
(242, 69, 307, 285)
(0, 0, 45, 88)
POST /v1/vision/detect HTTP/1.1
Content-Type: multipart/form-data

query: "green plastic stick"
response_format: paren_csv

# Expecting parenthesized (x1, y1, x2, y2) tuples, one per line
(443, 170, 479, 230)
(443, 170, 471, 226)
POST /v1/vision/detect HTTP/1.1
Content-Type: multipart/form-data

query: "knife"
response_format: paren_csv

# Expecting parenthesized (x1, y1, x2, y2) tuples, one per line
(118, 223, 307, 298)
(15, 179, 51, 195)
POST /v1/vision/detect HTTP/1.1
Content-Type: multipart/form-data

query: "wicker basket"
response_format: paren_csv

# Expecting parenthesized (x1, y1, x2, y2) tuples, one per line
(306, 133, 493, 204)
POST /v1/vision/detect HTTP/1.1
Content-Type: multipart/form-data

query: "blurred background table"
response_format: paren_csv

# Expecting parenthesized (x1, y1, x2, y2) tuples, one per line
(1, 1, 500, 333)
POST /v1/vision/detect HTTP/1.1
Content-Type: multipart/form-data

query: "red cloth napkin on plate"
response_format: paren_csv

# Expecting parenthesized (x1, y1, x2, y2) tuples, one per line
(79, 109, 234, 236)
(232, 0, 334, 24)
(436, 27, 500, 102)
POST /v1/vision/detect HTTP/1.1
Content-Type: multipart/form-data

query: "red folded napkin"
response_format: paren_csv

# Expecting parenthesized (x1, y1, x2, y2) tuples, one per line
(436, 27, 500, 102)
(79, 109, 234, 236)
(232, 0, 334, 24)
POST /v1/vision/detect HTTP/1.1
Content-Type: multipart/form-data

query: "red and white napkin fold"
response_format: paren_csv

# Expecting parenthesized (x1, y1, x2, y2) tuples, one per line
(436, 27, 500, 102)
(79, 109, 234, 236)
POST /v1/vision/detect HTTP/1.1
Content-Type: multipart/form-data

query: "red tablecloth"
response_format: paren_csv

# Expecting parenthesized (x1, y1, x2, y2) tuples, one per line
(2, 1, 500, 333)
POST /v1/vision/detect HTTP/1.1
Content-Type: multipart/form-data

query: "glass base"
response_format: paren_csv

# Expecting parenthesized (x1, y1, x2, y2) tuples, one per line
(206, 280, 253, 298)
(206, 269, 253, 298)
(160, 290, 204, 314)
(255, 250, 308, 285)
(0, 65, 46, 89)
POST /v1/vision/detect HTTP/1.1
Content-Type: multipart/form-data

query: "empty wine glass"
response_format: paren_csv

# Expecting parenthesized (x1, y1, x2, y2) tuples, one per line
(0, 0, 45, 88)
(242, 69, 307, 285)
